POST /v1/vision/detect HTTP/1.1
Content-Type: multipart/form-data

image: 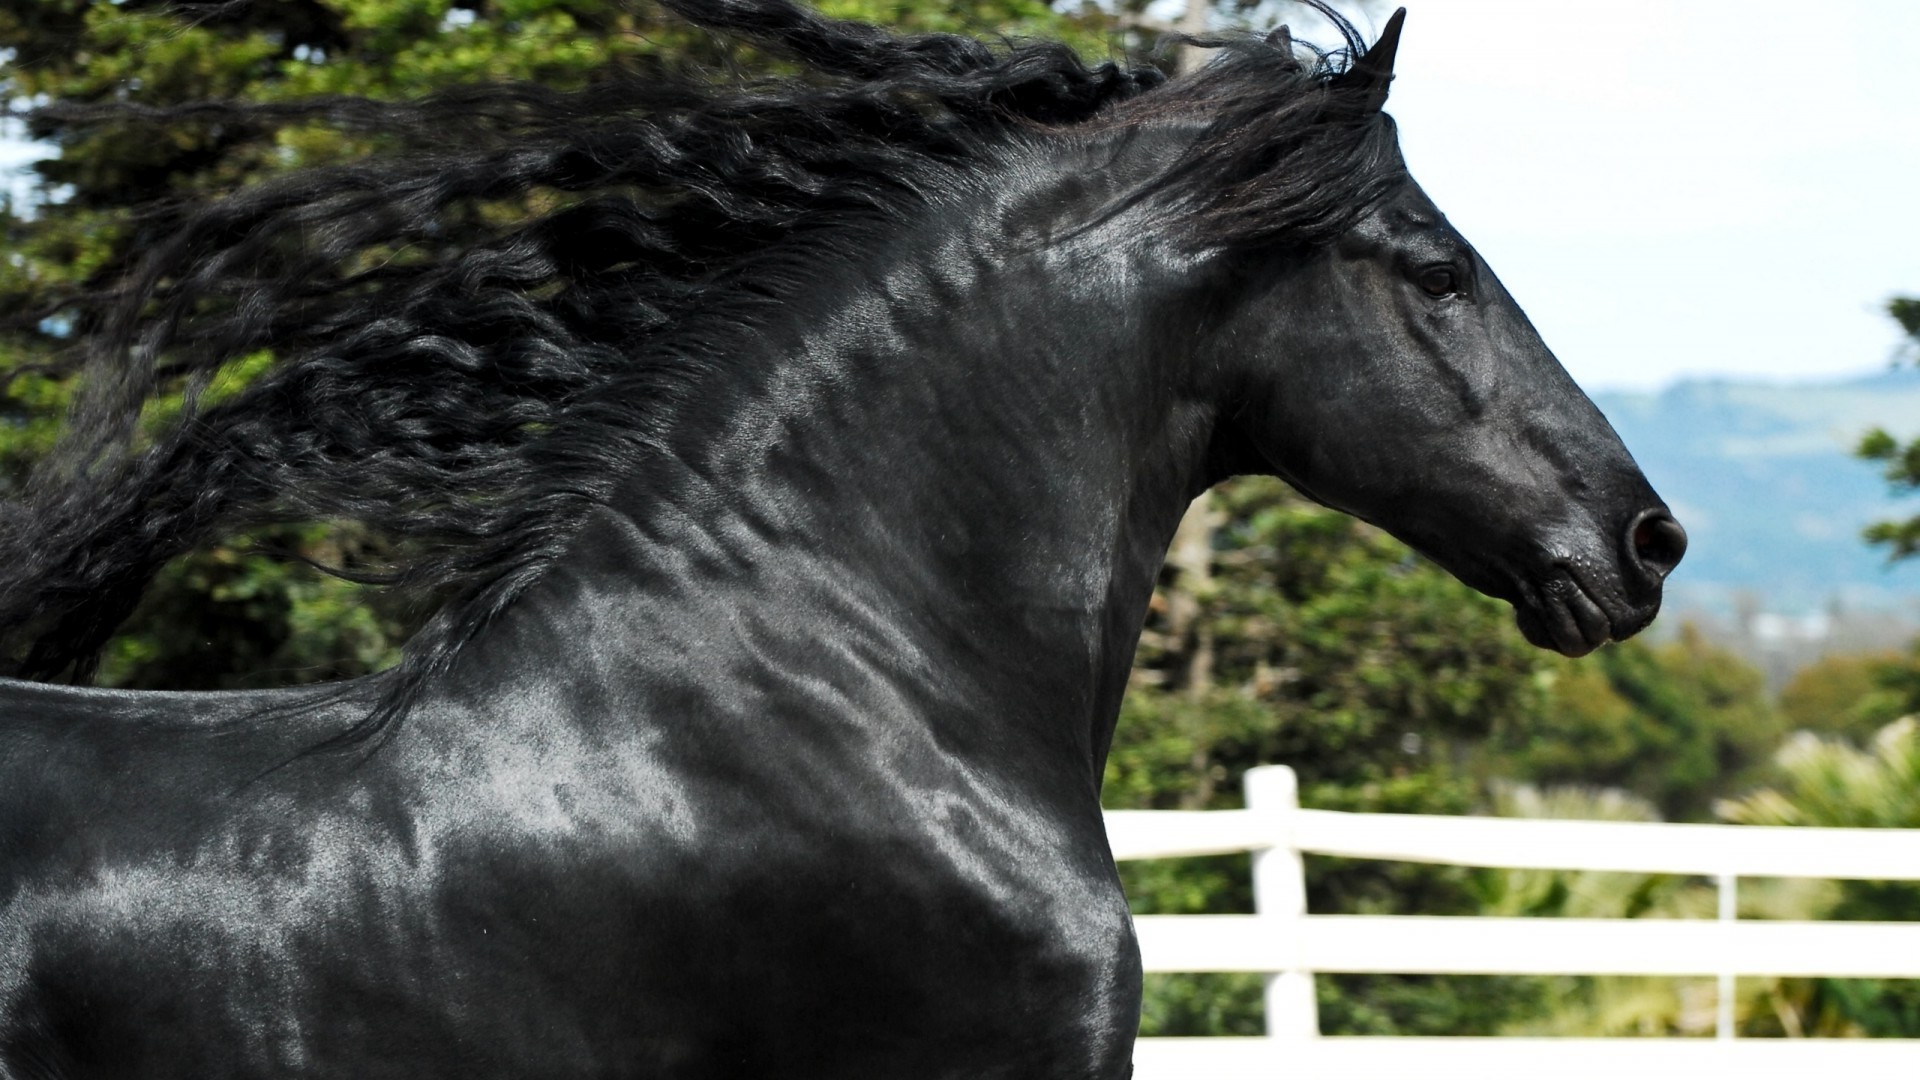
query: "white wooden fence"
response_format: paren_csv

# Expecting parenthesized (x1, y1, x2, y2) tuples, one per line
(1109, 765, 1920, 1078)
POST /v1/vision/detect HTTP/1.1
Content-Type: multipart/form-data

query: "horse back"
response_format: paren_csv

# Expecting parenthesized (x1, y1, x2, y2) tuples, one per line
(1, 678, 378, 886)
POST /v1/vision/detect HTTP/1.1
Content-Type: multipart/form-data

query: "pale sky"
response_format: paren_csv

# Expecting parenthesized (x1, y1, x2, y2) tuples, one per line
(6, 1, 1919, 393)
(1378, 0, 1920, 392)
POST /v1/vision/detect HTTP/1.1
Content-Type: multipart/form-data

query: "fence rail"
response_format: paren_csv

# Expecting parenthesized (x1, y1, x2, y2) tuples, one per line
(1128, 1036, 1920, 1079)
(1135, 914, 1920, 978)
(1108, 805, 1920, 878)
(1109, 764, 1920, 1078)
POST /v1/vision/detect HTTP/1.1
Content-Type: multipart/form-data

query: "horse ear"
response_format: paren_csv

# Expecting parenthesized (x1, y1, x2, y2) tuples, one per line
(1338, 7, 1406, 112)
(1266, 24, 1302, 70)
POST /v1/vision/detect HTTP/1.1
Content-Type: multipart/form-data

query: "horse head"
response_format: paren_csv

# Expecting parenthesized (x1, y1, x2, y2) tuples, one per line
(1188, 11, 1685, 656)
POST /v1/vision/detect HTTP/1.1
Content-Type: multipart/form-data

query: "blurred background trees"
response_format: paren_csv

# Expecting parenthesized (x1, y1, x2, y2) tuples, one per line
(5, 0, 1919, 1042)
(1860, 297, 1920, 557)
(1718, 719, 1920, 1037)
(1, 0, 1121, 686)
(2, 0, 708, 686)
(1108, 475, 1827, 1038)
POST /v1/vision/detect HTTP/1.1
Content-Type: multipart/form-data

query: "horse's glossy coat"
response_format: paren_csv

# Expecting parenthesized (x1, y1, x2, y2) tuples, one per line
(0, 4, 1681, 1076)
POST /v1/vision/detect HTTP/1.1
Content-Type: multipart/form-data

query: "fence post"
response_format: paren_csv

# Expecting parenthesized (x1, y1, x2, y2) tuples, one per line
(1717, 872, 1737, 1040)
(1246, 764, 1316, 1039)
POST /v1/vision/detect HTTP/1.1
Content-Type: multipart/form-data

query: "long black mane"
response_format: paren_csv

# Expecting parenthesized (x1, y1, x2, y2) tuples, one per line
(0, 0, 1401, 737)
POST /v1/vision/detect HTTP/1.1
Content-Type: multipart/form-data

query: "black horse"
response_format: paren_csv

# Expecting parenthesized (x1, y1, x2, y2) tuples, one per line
(0, 2, 1684, 1076)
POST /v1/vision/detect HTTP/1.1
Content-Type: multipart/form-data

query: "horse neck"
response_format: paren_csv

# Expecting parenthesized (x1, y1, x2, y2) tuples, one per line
(520, 176, 1218, 777)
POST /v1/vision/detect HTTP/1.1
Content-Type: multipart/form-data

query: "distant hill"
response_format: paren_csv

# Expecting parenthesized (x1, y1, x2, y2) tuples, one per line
(1590, 369, 1920, 621)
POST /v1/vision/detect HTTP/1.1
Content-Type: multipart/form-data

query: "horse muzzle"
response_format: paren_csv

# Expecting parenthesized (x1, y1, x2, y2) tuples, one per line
(1512, 507, 1686, 657)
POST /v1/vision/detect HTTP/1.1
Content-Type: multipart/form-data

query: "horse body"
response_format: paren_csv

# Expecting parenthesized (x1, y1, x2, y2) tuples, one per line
(1, 4, 1684, 1076)
(2, 634, 1135, 1078)
(1, 132, 1212, 1077)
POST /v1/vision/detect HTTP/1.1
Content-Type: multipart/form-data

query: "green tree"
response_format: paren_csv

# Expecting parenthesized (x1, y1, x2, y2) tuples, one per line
(1778, 650, 1910, 744)
(3, 0, 694, 685)
(1488, 626, 1784, 821)
(1857, 297, 1920, 556)
(1, 0, 1127, 687)
(1105, 480, 1786, 1035)
(1105, 478, 1564, 1036)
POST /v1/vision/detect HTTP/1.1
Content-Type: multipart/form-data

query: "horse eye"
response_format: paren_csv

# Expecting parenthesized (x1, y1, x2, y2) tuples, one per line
(1417, 266, 1458, 298)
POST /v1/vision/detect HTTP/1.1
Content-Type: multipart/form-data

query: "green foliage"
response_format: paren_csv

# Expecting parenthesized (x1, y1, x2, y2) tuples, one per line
(1866, 639, 1920, 721)
(1719, 719, 1920, 1036)
(1316, 973, 1549, 1037)
(1472, 784, 1675, 919)
(1113, 477, 1549, 811)
(97, 524, 417, 689)
(1137, 972, 1266, 1038)
(1489, 626, 1783, 820)
(0, 0, 1126, 687)
(814, 0, 1113, 45)
(1105, 479, 1615, 1036)
(1722, 718, 1920, 831)
(1, 1, 692, 686)
(1859, 296, 1920, 557)
(1779, 651, 1911, 744)
(1469, 784, 1721, 1038)
(1891, 297, 1920, 343)
(1104, 479, 1798, 1036)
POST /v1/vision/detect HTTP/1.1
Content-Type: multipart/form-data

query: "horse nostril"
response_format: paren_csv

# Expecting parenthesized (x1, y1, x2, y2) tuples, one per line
(1628, 510, 1687, 581)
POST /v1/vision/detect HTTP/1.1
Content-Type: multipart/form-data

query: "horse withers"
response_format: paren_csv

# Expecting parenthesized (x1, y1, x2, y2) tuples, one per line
(0, 2, 1681, 1076)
